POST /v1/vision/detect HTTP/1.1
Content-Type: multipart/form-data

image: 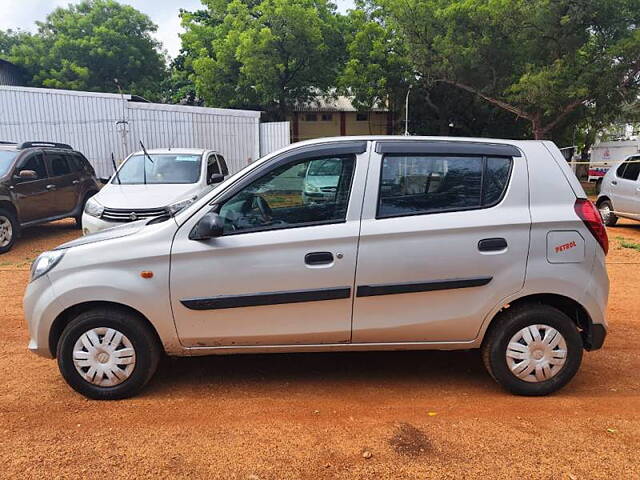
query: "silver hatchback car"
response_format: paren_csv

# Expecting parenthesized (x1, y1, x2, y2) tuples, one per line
(24, 137, 609, 399)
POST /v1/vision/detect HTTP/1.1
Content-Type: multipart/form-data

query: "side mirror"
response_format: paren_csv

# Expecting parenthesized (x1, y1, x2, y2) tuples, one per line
(16, 169, 38, 181)
(189, 212, 225, 240)
(98, 176, 111, 184)
(208, 173, 225, 185)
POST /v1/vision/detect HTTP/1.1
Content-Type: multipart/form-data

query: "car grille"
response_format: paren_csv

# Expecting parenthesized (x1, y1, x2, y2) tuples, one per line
(102, 207, 168, 222)
(320, 187, 337, 193)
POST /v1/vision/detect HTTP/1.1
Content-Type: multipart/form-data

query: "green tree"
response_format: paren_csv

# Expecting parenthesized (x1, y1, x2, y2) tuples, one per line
(181, 0, 347, 119)
(338, 4, 412, 127)
(377, 0, 640, 140)
(6, 0, 166, 100)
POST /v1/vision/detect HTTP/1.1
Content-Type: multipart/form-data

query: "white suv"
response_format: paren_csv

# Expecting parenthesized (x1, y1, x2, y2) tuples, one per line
(82, 148, 228, 234)
(24, 137, 609, 399)
(596, 153, 640, 226)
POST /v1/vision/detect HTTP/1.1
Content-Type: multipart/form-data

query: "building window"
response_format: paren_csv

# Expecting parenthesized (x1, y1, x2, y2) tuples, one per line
(356, 113, 368, 122)
(321, 113, 333, 121)
(304, 114, 317, 122)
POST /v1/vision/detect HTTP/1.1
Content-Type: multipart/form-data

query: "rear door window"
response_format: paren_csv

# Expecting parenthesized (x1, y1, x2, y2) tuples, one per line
(48, 152, 71, 176)
(378, 155, 512, 218)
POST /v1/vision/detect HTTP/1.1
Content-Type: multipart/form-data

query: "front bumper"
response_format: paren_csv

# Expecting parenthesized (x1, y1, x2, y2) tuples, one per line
(81, 213, 121, 235)
(24, 274, 61, 358)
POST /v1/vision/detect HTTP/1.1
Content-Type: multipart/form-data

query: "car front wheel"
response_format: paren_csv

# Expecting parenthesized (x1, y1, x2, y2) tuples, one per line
(57, 307, 161, 400)
(482, 304, 583, 396)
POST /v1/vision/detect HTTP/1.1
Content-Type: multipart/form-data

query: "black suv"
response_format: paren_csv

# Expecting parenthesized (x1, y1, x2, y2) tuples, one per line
(0, 141, 101, 253)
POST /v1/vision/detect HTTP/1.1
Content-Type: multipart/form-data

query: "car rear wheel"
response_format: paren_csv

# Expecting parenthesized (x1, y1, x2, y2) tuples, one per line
(0, 208, 18, 254)
(482, 304, 583, 396)
(57, 307, 161, 400)
(598, 200, 617, 227)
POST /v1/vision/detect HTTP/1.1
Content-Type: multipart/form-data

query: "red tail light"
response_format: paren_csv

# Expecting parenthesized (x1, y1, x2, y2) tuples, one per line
(574, 198, 608, 255)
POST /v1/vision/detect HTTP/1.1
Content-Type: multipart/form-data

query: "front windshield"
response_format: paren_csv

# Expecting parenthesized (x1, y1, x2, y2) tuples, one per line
(0, 150, 18, 177)
(113, 154, 202, 185)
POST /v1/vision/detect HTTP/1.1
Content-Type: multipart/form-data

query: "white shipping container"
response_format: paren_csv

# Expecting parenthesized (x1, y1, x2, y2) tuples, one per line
(0, 86, 262, 177)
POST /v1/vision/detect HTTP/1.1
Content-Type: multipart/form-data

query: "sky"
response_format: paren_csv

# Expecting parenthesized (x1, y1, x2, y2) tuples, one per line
(0, 0, 356, 58)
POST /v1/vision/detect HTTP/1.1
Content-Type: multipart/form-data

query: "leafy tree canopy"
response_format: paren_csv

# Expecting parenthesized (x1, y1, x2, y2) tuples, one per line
(180, 0, 347, 119)
(3, 0, 166, 100)
(374, 0, 640, 139)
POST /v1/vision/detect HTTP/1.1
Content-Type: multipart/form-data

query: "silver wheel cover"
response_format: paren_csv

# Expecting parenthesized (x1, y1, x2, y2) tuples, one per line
(505, 324, 567, 383)
(73, 327, 136, 387)
(599, 203, 611, 222)
(0, 215, 13, 248)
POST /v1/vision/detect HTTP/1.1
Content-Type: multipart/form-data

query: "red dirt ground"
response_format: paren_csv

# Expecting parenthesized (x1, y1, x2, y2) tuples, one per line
(0, 219, 639, 479)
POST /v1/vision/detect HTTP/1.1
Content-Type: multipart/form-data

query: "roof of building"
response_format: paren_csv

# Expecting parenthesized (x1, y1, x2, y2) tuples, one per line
(293, 95, 389, 113)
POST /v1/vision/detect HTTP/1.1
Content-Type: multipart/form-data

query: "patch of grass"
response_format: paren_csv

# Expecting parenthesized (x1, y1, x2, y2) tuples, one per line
(616, 236, 640, 251)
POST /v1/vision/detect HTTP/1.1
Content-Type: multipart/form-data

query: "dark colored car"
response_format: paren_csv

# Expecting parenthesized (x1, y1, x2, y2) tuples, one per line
(0, 141, 101, 253)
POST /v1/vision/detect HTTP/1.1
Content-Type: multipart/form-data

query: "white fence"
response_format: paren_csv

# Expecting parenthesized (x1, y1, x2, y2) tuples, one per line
(0, 86, 281, 177)
(260, 121, 290, 156)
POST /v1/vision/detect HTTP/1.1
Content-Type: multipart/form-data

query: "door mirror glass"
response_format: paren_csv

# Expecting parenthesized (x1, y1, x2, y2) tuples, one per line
(189, 212, 225, 240)
(208, 173, 225, 185)
(16, 169, 38, 180)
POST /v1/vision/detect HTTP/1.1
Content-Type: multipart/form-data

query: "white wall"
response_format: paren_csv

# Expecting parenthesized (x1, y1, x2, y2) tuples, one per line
(0, 86, 261, 177)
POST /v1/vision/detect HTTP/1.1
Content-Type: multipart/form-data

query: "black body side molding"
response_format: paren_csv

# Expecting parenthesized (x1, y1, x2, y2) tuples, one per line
(356, 277, 492, 298)
(181, 287, 351, 310)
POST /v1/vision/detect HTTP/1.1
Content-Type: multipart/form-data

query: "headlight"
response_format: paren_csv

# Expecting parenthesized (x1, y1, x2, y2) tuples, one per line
(84, 197, 104, 218)
(305, 185, 320, 193)
(30, 250, 65, 283)
(167, 197, 196, 215)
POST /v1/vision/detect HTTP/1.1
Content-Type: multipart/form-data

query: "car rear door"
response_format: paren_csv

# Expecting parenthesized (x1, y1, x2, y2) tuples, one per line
(44, 150, 81, 215)
(11, 151, 56, 223)
(351, 140, 531, 343)
(169, 142, 369, 347)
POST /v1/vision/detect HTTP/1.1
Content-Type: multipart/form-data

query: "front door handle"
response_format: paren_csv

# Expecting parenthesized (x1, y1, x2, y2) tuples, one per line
(305, 252, 334, 265)
(478, 238, 508, 252)
(45, 184, 56, 191)
(72, 180, 80, 185)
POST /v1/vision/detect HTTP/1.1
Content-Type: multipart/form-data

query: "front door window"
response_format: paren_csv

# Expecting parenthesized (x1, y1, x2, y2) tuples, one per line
(218, 155, 356, 234)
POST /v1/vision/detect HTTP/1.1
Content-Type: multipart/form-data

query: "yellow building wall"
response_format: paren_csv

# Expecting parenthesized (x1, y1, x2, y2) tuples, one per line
(289, 111, 390, 141)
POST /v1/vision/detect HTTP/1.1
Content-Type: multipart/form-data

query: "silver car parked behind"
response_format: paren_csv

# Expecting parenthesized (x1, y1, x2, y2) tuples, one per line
(24, 136, 609, 399)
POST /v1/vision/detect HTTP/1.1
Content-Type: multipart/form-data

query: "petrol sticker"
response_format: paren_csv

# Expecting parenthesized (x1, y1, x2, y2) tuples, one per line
(555, 241, 577, 253)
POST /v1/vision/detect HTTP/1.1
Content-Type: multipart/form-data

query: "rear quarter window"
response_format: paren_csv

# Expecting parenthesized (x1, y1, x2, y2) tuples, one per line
(377, 154, 512, 218)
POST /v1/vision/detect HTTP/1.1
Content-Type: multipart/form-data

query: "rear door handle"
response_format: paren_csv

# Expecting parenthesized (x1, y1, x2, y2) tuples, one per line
(45, 184, 56, 191)
(478, 238, 508, 252)
(305, 252, 334, 265)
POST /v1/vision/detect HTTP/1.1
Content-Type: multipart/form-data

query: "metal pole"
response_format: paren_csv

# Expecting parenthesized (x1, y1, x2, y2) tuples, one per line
(404, 85, 412, 136)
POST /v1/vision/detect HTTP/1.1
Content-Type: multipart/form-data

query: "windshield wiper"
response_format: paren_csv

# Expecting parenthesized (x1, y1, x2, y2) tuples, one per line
(111, 152, 122, 184)
(139, 140, 154, 185)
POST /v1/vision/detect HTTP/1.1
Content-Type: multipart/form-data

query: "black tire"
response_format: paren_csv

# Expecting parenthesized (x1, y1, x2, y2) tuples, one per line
(598, 199, 618, 227)
(57, 307, 161, 400)
(481, 304, 583, 396)
(0, 207, 18, 254)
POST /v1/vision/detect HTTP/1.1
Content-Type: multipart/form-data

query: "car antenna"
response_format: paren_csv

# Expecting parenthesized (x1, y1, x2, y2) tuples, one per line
(139, 140, 154, 185)
(111, 152, 122, 184)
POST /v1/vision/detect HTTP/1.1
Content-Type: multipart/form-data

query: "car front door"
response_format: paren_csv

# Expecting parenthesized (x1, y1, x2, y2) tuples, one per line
(352, 141, 531, 343)
(169, 142, 368, 347)
(611, 156, 640, 215)
(45, 150, 80, 215)
(11, 151, 56, 223)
